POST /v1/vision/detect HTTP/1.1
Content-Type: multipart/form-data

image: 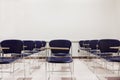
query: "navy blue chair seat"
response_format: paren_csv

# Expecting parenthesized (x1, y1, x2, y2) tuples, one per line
(23, 50, 38, 54)
(90, 50, 97, 54)
(108, 58, 120, 62)
(33, 48, 41, 52)
(52, 53, 70, 56)
(31, 50, 39, 53)
(47, 57, 73, 63)
(0, 57, 19, 64)
(22, 50, 33, 57)
(90, 50, 99, 54)
(96, 53, 112, 57)
(105, 56, 120, 62)
(22, 53, 32, 57)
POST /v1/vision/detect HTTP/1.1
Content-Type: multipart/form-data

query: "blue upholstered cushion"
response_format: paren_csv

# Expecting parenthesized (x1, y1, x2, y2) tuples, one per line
(49, 39, 71, 54)
(98, 39, 120, 53)
(90, 50, 99, 54)
(34, 41, 42, 48)
(0, 57, 19, 64)
(47, 57, 73, 63)
(23, 40, 35, 51)
(89, 40, 99, 50)
(97, 53, 112, 57)
(52, 53, 70, 56)
(105, 56, 120, 62)
(1, 40, 23, 53)
(42, 41, 46, 47)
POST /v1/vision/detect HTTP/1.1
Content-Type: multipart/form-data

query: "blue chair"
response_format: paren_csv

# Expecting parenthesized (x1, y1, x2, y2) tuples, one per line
(0, 39, 23, 64)
(0, 39, 23, 78)
(23, 40, 42, 65)
(46, 39, 73, 80)
(88, 40, 100, 69)
(22, 40, 41, 79)
(34, 40, 45, 63)
(98, 39, 120, 62)
(98, 39, 120, 73)
(98, 39, 119, 57)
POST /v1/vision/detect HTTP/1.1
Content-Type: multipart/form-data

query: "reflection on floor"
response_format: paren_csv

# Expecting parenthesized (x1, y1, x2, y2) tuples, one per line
(0, 58, 120, 80)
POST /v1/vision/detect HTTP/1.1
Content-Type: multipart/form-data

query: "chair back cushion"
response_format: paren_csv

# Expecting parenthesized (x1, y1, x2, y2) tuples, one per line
(23, 40, 35, 50)
(98, 39, 120, 53)
(49, 39, 71, 54)
(1, 39, 23, 54)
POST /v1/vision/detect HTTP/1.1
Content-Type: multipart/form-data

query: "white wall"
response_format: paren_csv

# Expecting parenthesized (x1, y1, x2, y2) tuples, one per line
(116, 0, 120, 38)
(0, 0, 119, 41)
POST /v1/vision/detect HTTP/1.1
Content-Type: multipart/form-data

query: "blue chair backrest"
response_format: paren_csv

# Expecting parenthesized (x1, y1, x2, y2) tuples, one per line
(79, 40, 84, 47)
(98, 39, 120, 53)
(23, 40, 35, 50)
(41, 41, 46, 47)
(89, 40, 99, 50)
(1, 39, 23, 54)
(34, 41, 42, 48)
(49, 39, 71, 53)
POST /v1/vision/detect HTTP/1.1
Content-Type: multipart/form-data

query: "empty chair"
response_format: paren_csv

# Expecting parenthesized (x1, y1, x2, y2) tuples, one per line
(0, 39, 23, 64)
(98, 39, 120, 62)
(97, 39, 120, 73)
(98, 39, 119, 57)
(0, 39, 23, 78)
(46, 39, 73, 80)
